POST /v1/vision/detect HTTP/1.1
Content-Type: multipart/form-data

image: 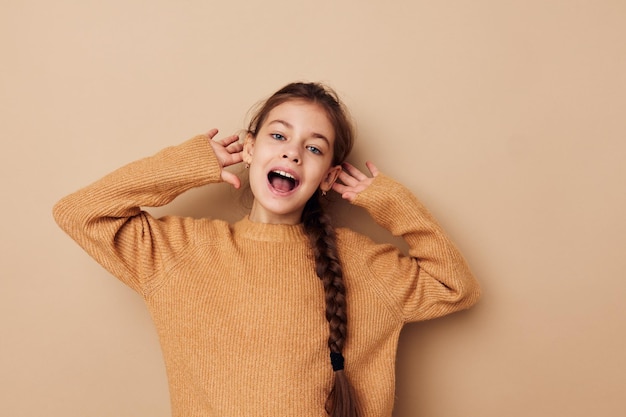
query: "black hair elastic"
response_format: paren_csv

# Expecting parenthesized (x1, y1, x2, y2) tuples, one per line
(330, 352, 345, 372)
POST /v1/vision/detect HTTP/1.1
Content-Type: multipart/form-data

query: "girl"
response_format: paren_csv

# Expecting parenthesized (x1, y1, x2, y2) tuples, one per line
(53, 82, 480, 417)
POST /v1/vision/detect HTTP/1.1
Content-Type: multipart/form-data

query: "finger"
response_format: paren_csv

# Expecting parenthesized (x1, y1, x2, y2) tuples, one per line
(342, 162, 369, 181)
(332, 182, 358, 202)
(228, 151, 244, 166)
(331, 182, 351, 200)
(221, 134, 241, 146)
(365, 161, 380, 177)
(206, 128, 219, 139)
(342, 191, 358, 202)
(331, 181, 348, 195)
(222, 170, 241, 189)
(225, 141, 244, 153)
(336, 169, 360, 187)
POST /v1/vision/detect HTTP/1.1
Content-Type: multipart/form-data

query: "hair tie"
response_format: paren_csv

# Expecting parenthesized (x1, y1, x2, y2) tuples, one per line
(330, 352, 345, 372)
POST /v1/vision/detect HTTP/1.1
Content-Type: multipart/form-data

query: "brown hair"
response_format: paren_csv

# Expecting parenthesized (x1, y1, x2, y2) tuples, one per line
(248, 82, 359, 417)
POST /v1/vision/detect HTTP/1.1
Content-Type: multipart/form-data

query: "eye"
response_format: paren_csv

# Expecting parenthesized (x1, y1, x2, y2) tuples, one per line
(306, 145, 322, 155)
(271, 133, 285, 141)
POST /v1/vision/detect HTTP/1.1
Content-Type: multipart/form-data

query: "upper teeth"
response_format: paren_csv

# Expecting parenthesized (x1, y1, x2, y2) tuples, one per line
(272, 170, 295, 180)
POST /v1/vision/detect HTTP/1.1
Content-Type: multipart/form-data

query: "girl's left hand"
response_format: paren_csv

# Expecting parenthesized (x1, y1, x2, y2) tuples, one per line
(332, 161, 379, 203)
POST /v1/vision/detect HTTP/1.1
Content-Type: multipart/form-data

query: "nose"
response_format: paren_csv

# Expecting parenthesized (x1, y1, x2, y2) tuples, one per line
(281, 147, 301, 164)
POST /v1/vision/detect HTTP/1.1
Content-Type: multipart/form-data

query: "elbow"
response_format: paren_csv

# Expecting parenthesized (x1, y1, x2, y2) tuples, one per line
(52, 198, 69, 232)
(458, 274, 481, 309)
(440, 270, 480, 310)
(52, 195, 85, 237)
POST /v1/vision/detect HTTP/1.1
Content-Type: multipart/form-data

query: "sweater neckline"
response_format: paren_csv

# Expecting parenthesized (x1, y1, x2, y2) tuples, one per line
(234, 216, 308, 243)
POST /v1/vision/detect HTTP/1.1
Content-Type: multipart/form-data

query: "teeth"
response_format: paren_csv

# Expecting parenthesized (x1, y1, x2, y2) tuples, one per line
(272, 170, 296, 180)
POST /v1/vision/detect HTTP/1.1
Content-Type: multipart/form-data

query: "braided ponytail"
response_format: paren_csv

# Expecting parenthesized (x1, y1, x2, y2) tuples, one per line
(303, 193, 360, 417)
(247, 81, 358, 415)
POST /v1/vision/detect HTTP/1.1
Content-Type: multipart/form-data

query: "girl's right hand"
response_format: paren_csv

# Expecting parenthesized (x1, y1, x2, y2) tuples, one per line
(206, 128, 244, 189)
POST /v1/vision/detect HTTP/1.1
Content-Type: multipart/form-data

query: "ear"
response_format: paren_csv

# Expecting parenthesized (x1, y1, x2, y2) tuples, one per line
(320, 165, 342, 193)
(243, 133, 255, 165)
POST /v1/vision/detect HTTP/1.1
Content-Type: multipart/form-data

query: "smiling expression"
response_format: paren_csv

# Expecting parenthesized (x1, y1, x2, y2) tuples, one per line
(243, 100, 342, 224)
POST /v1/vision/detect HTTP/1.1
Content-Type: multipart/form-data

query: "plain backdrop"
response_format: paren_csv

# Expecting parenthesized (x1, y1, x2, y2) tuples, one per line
(2, 1, 625, 416)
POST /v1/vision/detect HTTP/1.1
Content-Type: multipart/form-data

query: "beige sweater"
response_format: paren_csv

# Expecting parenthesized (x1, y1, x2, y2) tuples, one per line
(53, 134, 480, 417)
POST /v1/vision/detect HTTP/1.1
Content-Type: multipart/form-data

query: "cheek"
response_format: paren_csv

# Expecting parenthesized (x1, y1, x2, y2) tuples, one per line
(248, 165, 265, 186)
(309, 166, 332, 186)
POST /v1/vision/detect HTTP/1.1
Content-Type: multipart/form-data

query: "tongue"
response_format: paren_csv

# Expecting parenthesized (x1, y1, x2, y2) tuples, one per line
(270, 176, 293, 192)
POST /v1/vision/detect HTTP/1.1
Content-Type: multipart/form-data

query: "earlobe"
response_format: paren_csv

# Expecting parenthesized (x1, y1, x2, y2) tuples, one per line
(243, 133, 255, 165)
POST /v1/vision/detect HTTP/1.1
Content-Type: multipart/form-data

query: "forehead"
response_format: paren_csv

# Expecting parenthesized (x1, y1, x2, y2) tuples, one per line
(264, 100, 335, 141)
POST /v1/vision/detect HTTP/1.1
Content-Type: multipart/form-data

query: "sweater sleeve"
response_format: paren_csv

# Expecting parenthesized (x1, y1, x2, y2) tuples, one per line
(350, 174, 480, 323)
(52, 135, 223, 294)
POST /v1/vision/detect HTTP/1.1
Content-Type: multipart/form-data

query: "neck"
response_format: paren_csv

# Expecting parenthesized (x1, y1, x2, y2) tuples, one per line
(248, 201, 303, 225)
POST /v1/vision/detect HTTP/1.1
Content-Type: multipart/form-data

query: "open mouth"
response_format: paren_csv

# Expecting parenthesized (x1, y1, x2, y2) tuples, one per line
(268, 170, 299, 192)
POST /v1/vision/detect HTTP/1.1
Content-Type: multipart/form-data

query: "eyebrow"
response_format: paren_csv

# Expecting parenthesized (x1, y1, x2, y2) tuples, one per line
(268, 119, 331, 144)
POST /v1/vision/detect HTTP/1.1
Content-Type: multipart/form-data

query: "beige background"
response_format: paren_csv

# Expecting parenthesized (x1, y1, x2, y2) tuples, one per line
(2, 1, 625, 416)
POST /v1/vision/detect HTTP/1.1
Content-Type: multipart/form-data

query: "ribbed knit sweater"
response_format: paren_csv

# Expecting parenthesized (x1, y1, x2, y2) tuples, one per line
(53, 134, 480, 417)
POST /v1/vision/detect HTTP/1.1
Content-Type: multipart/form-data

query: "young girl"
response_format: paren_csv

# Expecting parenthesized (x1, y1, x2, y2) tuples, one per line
(53, 82, 480, 417)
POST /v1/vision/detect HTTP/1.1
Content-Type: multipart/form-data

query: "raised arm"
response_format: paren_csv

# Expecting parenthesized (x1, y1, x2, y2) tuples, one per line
(52, 131, 241, 293)
(333, 162, 480, 322)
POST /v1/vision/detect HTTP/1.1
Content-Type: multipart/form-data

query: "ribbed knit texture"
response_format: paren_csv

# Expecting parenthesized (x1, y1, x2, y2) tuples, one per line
(53, 135, 480, 417)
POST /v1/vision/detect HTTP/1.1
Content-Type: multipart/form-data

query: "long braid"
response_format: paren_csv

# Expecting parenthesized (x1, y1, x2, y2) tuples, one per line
(303, 193, 360, 417)
(247, 81, 358, 415)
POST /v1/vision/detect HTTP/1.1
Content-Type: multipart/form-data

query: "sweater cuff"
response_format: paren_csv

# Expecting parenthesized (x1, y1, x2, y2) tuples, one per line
(172, 134, 223, 185)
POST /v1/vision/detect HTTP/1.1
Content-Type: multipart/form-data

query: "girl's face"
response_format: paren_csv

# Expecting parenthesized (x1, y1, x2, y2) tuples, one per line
(243, 100, 342, 224)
